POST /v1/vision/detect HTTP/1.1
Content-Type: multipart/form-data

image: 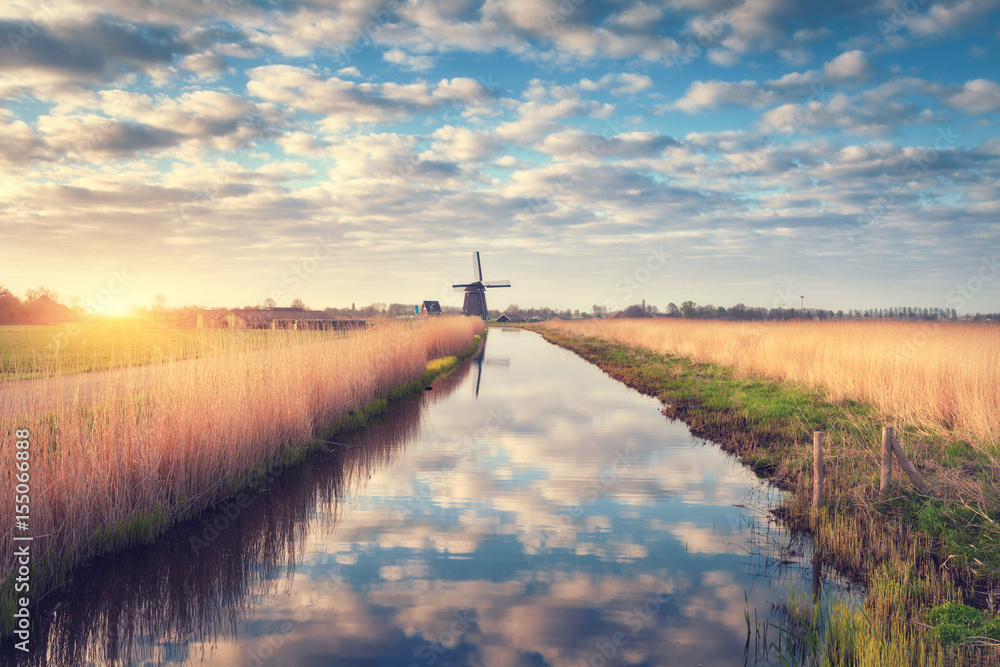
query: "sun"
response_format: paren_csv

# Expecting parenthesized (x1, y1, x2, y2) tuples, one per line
(91, 301, 129, 317)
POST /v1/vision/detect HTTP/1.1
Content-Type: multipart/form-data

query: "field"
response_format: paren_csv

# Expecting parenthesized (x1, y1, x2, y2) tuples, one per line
(0, 320, 348, 379)
(533, 318, 1000, 666)
(542, 318, 1000, 445)
(0, 317, 484, 632)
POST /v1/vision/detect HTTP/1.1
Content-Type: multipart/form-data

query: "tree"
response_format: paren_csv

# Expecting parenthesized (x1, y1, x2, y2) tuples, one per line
(622, 304, 646, 318)
(290, 298, 306, 309)
(680, 301, 697, 318)
(0, 285, 21, 324)
(263, 297, 277, 309)
(665, 303, 679, 317)
(25, 286, 59, 303)
(592, 304, 608, 317)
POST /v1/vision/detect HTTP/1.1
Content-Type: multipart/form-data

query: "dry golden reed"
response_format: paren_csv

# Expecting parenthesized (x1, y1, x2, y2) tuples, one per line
(542, 318, 1000, 444)
(0, 317, 482, 585)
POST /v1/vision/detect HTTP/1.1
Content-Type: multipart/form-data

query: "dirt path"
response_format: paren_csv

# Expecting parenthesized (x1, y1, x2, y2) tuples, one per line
(0, 358, 206, 414)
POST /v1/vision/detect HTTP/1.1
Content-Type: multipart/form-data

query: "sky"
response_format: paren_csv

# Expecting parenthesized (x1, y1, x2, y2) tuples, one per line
(1, 0, 998, 315)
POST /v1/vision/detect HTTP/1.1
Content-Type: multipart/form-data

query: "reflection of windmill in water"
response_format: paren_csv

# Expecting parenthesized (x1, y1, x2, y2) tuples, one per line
(471, 336, 510, 398)
(452, 251, 510, 320)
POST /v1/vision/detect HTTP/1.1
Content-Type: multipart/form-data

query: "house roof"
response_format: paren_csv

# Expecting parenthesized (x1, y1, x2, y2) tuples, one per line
(229, 308, 331, 322)
(182, 308, 230, 321)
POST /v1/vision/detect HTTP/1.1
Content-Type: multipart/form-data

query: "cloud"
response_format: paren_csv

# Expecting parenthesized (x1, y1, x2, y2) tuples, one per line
(668, 80, 779, 113)
(246, 66, 489, 131)
(177, 52, 231, 76)
(0, 115, 48, 164)
(535, 130, 677, 160)
(383, 48, 435, 72)
(580, 72, 654, 96)
(823, 49, 872, 81)
(429, 126, 498, 162)
(36, 113, 184, 157)
(946, 79, 1000, 113)
(905, 0, 1000, 37)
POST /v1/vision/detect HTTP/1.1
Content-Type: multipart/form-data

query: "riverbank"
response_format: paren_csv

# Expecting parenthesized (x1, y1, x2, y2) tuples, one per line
(527, 324, 1000, 665)
(1, 319, 484, 637)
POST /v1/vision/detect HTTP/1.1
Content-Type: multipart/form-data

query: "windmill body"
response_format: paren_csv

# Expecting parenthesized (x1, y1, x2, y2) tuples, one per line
(452, 252, 510, 320)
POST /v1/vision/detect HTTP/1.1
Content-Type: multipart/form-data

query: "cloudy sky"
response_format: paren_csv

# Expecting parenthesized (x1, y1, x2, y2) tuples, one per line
(1, 0, 998, 314)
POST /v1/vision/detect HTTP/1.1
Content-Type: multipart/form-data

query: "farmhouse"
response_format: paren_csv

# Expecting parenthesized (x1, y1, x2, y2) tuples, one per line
(181, 309, 230, 328)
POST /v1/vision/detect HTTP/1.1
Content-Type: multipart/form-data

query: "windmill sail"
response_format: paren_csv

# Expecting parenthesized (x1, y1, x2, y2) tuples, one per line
(454, 252, 510, 320)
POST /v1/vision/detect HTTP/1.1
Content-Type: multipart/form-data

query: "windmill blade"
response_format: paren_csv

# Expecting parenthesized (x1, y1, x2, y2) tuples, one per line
(484, 280, 510, 288)
(473, 251, 483, 283)
(452, 283, 474, 288)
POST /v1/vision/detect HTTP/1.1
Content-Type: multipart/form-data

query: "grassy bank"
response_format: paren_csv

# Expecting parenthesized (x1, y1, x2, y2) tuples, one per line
(528, 322, 1000, 666)
(0, 318, 484, 636)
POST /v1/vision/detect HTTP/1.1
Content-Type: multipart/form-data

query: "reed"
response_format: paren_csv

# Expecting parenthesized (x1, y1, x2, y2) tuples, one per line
(541, 319, 1000, 446)
(0, 316, 483, 628)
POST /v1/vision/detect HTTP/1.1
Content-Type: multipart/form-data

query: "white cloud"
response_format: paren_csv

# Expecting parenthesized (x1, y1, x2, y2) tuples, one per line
(946, 79, 1000, 113)
(668, 80, 777, 113)
(823, 50, 872, 82)
(429, 125, 498, 162)
(383, 48, 435, 72)
(906, 0, 1000, 37)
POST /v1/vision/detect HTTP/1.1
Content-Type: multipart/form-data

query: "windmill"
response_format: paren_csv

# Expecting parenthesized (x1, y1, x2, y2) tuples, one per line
(452, 252, 510, 320)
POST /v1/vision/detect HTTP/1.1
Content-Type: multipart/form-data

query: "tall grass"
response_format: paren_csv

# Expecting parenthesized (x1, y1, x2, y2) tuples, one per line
(0, 317, 483, 617)
(542, 319, 1000, 446)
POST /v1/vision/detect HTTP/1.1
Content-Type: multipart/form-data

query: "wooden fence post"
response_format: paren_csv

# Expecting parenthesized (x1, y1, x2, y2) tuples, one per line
(813, 431, 824, 510)
(891, 436, 931, 496)
(880, 426, 894, 500)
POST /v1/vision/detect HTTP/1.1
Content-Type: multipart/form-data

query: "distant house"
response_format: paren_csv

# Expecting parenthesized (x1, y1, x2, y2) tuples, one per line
(181, 308, 230, 328)
(222, 307, 366, 331)
(609, 310, 625, 319)
(495, 312, 526, 323)
(25, 295, 77, 324)
(422, 300, 442, 315)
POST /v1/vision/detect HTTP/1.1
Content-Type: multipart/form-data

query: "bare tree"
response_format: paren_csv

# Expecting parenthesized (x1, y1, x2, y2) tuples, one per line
(25, 286, 59, 303)
(290, 298, 306, 309)
(263, 297, 277, 309)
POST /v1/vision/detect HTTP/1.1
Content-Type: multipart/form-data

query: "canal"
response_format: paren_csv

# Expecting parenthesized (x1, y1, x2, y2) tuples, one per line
(19, 328, 829, 666)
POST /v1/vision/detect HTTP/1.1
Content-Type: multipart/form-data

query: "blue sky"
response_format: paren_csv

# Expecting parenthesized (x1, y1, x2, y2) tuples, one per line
(1, 0, 998, 314)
